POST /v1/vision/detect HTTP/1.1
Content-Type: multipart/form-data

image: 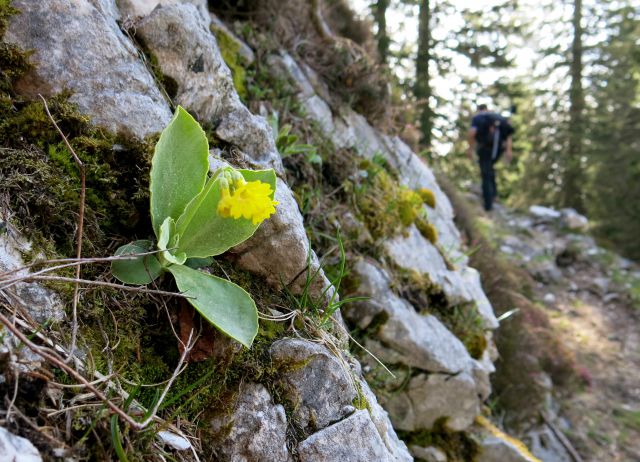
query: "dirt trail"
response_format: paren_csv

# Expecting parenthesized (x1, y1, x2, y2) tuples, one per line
(546, 273, 640, 462)
(488, 203, 640, 462)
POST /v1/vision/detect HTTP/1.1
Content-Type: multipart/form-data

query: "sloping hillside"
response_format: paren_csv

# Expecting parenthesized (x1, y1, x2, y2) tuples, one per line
(2, 1, 634, 462)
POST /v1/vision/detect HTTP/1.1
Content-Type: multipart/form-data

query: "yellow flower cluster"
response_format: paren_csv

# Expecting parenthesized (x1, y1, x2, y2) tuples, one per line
(217, 173, 279, 225)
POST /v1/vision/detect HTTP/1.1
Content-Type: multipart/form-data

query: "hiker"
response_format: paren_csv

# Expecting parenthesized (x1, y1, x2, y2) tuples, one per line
(466, 104, 514, 211)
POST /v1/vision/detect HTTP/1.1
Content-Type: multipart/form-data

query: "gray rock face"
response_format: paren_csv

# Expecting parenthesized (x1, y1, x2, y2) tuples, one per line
(528, 259, 563, 284)
(529, 205, 562, 222)
(119, 0, 209, 19)
(210, 383, 291, 462)
(0, 427, 42, 462)
(384, 226, 498, 329)
(270, 339, 356, 432)
(343, 257, 490, 432)
(136, 4, 282, 172)
(384, 371, 480, 432)
(267, 52, 466, 265)
(210, 13, 255, 64)
(7, 0, 172, 139)
(0, 218, 64, 325)
(297, 410, 392, 462)
(409, 446, 447, 462)
(560, 208, 588, 231)
(346, 260, 474, 375)
(357, 380, 413, 462)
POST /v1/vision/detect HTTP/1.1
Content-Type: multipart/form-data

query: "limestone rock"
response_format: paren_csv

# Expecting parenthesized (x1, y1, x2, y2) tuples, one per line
(136, 4, 282, 172)
(210, 13, 256, 64)
(526, 426, 573, 462)
(560, 208, 588, 231)
(409, 446, 447, 462)
(210, 383, 291, 462)
(266, 52, 468, 264)
(0, 427, 42, 462)
(529, 205, 561, 223)
(474, 416, 541, 462)
(90, 0, 121, 20)
(384, 226, 498, 329)
(346, 260, 474, 375)
(119, 0, 208, 20)
(297, 410, 392, 462)
(528, 259, 563, 284)
(7, 0, 172, 139)
(357, 379, 413, 462)
(384, 372, 480, 432)
(344, 260, 489, 432)
(270, 339, 356, 432)
(0, 217, 64, 325)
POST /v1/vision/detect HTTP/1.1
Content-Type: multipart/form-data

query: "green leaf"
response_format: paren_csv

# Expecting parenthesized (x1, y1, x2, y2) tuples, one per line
(111, 241, 163, 285)
(175, 168, 277, 258)
(150, 106, 209, 237)
(168, 265, 258, 348)
(158, 217, 186, 265)
(110, 416, 129, 462)
(184, 257, 214, 269)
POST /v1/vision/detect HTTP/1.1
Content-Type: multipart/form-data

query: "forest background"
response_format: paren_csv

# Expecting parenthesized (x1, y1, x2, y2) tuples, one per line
(349, 0, 640, 261)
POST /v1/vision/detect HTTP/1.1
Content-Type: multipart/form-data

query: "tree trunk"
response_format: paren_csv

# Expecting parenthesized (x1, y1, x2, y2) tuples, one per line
(415, 0, 432, 149)
(564, 0, 585, 211)
(373, 0, 390, 64)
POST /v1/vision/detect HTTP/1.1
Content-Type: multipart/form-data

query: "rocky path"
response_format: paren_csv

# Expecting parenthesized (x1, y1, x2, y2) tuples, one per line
(489, 203, 640, 462)
(548, 270, 640, 461)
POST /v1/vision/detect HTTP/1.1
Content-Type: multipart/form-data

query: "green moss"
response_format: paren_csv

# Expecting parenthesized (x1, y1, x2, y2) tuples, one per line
(418, 188, 437, 209)
(351, 161, 437, 243)
(212, 25, 248, 100)
(0, 93, 156, 256)
(398, 419, 480, 462)
(0, 1, 31, 99)
(416, 218, 438, 244)
(352, 380, 371, 412)
(360, 362, 413, 400)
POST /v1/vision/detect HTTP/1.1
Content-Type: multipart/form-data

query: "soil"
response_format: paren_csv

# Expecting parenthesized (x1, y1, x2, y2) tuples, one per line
(490, 203, 640, 462)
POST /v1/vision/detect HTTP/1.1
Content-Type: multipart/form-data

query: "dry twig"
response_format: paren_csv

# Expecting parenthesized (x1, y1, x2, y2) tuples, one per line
(0, 309, 194, 431)
(15, 275, 189, 299)
(0, 251, 166, 290)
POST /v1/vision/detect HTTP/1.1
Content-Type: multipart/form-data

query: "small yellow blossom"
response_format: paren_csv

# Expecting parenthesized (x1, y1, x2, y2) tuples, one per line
(217, 178, 279, 225)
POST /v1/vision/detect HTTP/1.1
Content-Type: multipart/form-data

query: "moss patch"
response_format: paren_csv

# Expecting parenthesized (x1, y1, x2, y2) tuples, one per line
(0, 0, 31, 94)
(212, 25, 248, 100)
(350, 158, 438, 243)
(0, 94, 155, 257)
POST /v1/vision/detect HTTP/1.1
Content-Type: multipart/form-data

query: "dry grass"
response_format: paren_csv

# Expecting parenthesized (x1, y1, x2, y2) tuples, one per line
(211, 0, 391, 125)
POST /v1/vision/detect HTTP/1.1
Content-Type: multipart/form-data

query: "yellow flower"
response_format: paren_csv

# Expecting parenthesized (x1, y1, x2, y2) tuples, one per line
(217, 179, 279, 225)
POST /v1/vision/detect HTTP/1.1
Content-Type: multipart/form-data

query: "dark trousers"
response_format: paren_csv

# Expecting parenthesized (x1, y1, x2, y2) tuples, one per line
(477, 148, 497, 211)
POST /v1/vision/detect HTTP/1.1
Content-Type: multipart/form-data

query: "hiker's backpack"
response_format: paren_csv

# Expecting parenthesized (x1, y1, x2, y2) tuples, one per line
(474, 112, 514, 159)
